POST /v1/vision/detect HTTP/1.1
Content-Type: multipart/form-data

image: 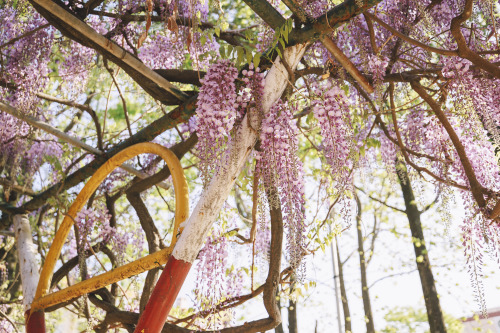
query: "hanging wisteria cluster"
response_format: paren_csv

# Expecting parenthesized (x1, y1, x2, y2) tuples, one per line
(236, 64, 265, 121)
(0, 6, 53, 110)
(312, 82, 355, 189)
(195, 60, 239, 183)
(256, 100, 305, 271)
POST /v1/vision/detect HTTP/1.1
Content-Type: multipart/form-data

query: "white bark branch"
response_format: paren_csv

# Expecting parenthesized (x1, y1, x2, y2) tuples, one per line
(172, 44, 309, 263)
(14, 215, 40, 312)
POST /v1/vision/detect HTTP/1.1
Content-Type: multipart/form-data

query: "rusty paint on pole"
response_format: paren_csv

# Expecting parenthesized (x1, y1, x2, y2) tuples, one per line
(134, 257, 192, 332)
(25, 309, 46, 333)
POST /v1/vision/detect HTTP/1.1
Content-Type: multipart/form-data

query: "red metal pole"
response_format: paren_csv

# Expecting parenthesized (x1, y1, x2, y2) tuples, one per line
(25, 310, 45, 333)
(134, 256, 192, 333)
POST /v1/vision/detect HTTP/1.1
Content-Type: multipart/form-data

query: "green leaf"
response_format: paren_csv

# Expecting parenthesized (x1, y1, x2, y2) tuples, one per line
(281, 25, 289, 43)
(253, 52, 261, 68)
(215, 26, 221, 37)
(279, 37, 285, 49)
(306, 111, 314, 124)
(227, 44, 234, 58)
(219, 45, 226, 59)
(237, 46, 244, 66)
(246, 49, 253, 65)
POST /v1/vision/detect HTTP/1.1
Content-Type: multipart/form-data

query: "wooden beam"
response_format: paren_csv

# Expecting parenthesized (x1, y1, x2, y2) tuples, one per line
(30, 0, 189, 105)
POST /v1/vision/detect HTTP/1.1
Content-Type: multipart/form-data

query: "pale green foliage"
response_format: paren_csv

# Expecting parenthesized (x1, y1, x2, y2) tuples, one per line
(382, 306, 464, 333)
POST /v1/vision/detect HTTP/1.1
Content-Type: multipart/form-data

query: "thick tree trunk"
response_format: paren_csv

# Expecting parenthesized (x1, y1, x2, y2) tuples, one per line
(335, 238, 352, 333)
(396, 161, 447, 333)
(355, 195, 375, 333)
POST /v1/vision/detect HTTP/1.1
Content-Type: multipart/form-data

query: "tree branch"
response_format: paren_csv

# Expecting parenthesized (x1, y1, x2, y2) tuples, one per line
(364, 13, 458, 56)
(410, 80, 488, 208)
(0, 96, 197, 215)
(289, 0, 383, 44)
(154, 69, 205, 87)
(241, 0, 286, 30)
(450, 0, 500, 79)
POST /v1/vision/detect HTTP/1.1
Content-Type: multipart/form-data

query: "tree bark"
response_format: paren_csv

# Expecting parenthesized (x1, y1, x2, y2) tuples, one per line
(274, 287, 284, 333)
(396, 160, 447, 333)
(288, 275, 298, 333)
(355, 194, 375, 333)
(335, 238, 352, 333)
(14, 214, 40, 312)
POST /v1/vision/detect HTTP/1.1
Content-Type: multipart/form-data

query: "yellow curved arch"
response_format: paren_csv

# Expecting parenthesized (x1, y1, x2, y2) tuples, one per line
(31, 143, 189, 312)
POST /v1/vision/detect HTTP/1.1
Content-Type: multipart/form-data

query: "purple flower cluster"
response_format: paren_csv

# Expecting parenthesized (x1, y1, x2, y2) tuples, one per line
(312, 82, 354, 187)
(442, 57, 473, 80)
(73, 206, 128, 262)
(75, 207, 115, 248)
(0, 4, 53, 110)
(140, 33, 185, 69)
(58, 41, 95, 96)
(155, 0, 209, 21)
(256, 100, 305, 271)
(0, 111, 63, 180)
(0, 304, 15, 333)
(236, 64, 265, 121)
(195, 60, 238, 183)
(368, 55, 389, 82)
(71, 205, 131, 264)
(461, 212, 488, 315)
(194, 226, 231, 328)
(295, 0, 329, 18)
(255, 215, 271, 262)
(0, 260, 7, 284)
(255, 24, 275, 53)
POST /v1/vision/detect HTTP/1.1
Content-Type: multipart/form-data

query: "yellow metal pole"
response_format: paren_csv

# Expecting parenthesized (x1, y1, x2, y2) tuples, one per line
(32, 247, 172, 310)
(31, 143, 189, 312)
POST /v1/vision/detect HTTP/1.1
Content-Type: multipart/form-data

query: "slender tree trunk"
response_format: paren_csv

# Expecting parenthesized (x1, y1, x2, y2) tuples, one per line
(355, 194, 375, 333)
(288, 275, 298, 333)
(396, 160, 447, 333)
(275, 288, 285, 333)
(288, 299, 298, 333)
(335, 238, 352, 333)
